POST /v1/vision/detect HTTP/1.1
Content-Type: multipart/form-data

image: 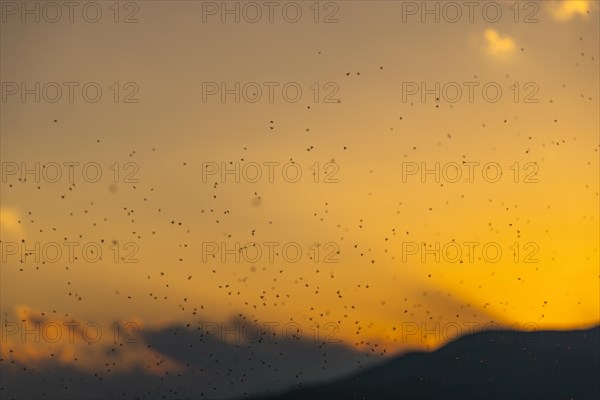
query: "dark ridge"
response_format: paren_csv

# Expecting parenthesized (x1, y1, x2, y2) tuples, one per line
(259, 326, 600, 400)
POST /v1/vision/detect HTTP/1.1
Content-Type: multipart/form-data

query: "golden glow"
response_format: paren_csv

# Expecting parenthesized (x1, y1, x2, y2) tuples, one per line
(0, 1, 598, 378)
(550, 0, 591, 20)
(484, 29, 516, 56)
(0, 208, 25, 240)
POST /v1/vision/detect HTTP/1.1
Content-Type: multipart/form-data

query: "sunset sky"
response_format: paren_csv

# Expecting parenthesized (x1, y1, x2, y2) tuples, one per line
(1, 1, 598, 395)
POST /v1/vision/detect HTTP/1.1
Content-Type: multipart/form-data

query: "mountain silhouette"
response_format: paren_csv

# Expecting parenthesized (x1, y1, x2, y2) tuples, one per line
(261, 326, 600, 400)
(0, 318, 381, 399)
(2, 323, 598, 399)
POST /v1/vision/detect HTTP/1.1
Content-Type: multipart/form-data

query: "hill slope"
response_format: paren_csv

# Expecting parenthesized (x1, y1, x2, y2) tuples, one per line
(264, 326, 600, 399)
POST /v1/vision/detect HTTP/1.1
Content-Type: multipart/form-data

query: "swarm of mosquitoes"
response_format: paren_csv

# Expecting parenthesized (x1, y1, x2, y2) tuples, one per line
(1, 29, 597, 400)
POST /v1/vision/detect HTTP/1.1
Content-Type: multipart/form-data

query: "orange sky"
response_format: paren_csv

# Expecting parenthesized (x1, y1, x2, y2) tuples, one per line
(1, 1, 598, 371)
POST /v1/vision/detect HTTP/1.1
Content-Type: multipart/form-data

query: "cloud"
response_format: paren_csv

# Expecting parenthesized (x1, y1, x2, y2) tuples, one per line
(549, 0, 590, 21)
(483, 29, 516, 56)
(0, 307, 379, 399)
(0, 306, 181, 375)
